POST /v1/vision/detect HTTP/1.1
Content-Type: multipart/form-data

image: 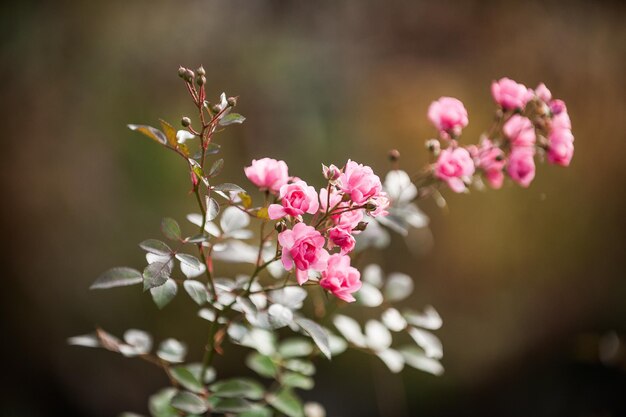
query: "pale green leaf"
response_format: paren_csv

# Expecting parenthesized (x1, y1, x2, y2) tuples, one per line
(150, 278, 177, 309)
(210, 378, 264, 400)
(161, 218, 181, 241)
(294, 318, 331, 359)
(183, 280, 208, 305)
(218, 113, 246, 126)
(246, 353, 278, 378)
(90, 267, 143, 290)
(170, 391, 208, 414)
(143, 262, 171, 291)
(208, 158, 224, 177)
(267, 389, 304, 417)
(281, 372, 314, 390)
(139, 239, 172, 256)
(170, 366, 205, 394)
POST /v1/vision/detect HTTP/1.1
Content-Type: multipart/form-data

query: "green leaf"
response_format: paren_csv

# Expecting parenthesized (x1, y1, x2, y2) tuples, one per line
(187, 234, 210, 244)
(161, 218, 181, 240)
(90, 267, 142, 289)
(157, 338, 187, 363)
(143, 262, 170, 291)
(239, 406, 273, 417)
(283, 359, 315, 376)
(150, 279, 177, 309)
(175, 253, 203, 270)
(159, 119, 179, 148)
(206, 197, 220, 221)
(210, 378, 264, 400)
(183, 280, 208, 305)
(171, 366, 205, 394)
(294, 317, 331, 359)
(246, 353, 278, 378)
(170, 391, 208, 414)
(278, 338, 314, 359)
(148, 387, 178, 417)
(209, 397, 253, 413)
(185, 363, 217, 384)
(280, 372, 314, 390)
(219, 113, 246, 126)
(140, 239, 172, 256)
(128, 124, 167, 145)
(213, 183, 246, 193)
(208, 158, 224, 177)
(267, 389, 304, 417)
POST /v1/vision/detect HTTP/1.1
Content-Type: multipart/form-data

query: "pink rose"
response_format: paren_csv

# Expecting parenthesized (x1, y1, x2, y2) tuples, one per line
(278, 223, 329, 284)
(503, 115, 536, 148)
(268, 180, 319, 220)
(322, 164, 341, 181)
(491, 77, 533, 110)
(368, 193, 390, 218)
(535, 83, 552, 102)
(328, 226, 356, 255)
(474, 140, 506, 189)
(434, 147, 475, 193)
(427, 97, 469, 136)
(318, 187, 343, 213)
(332, 205, 364, 229)
(319, 254, 362, 303)
(549, 99, 567, 115)
(339, 160, 383, 205)
(551, 110, 571, 131)
(547, 128, 574, 167)
(244, 158, 289, 194)
(507, 147, 536, 187)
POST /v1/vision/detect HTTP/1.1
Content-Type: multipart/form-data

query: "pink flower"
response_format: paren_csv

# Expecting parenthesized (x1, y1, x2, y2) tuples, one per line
(507, 147, 536, 187)
(547, 128, 574, 167)
(278, 223, 329, 284)
(318, 187, 343, 213)
(549, 99, 567, 115)
(332, 205, 364, 229)
(368, 193, 390, 217)
(338, 160, 383, 205)
(491, 77, 533, 110)
(427, 97, 469, 137)
(552, 110, 571, 131)
(323, 164, 341, 182)
(244, 158, 289, 194)
(503, 115, 536, 148)
(328, 226, 356, 255)
(268, 180, 319, 220)
(434, 147, 475, 193)
(474, 140, 506, 189)
(535, 83, 552, 102)
(319, 254, 362, 303)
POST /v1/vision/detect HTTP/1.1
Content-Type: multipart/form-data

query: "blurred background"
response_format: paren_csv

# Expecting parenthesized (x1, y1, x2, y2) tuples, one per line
(1, 0, 625, 416)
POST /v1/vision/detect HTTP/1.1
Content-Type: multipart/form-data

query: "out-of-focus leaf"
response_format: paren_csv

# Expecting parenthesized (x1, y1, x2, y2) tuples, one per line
(208, 158, 224, 177)
(148, 387, 178, 417)
(219, 113, 246, 126)
(333, 315, 366, 347)
(355, 282, 383, 307)
(139, 239, 172, 256)
(220, 206, 250, 233)
(294, 318, 331, 359)
(128, 124, 167, 145)
(161, 218, 181, 241)
(170, 391, 208, 414)
(268, 304, 293, 328)
(206, 197, 220, 221)
(68, 333, 100, 348)
(90, 267, 143, 290)
(158, 120, 178, 148)
(180, 259, 206, 279)
(267, 388, 304, 417)
(303, 402, 326, 417)
(384, 170, 418, 203)
(246, 353, 278, 378)
(268, 287, 307, 310)
(399, 346, 444, 376)
(198, 308, 216, 322)
(150, 278, 177, 309)
(240, 192, 253, 209)
(184, 363, 217, 384)
(118, 413, 145, 417)
(365, 320, 392, 351)
(361, 264, 384, 288)
(328, 333, 348, 356)
(283, 359, 315, 376)
(384, 273, 414, 302)
(176, 253, 202, 271)
(408, 328, 443, 359)
(171, 366, 205, 394)
(281, 372, 314, 390)
(123, 329, 152, 354)
(157, 338, 187, 363)
(143, 262, 171, 291)
(376, 348, 404, 373)
(209, 397, 253, 413)
(210, 378, 264, 400)
(403, 305, 443, 330)
(206, 143, 221, 154)
(381, 308, 407, 332)
(213, 183, 246, 194)
(183, 280, 208, 305)
(239, 406, 273, 417)
(278, 338, 314, 358)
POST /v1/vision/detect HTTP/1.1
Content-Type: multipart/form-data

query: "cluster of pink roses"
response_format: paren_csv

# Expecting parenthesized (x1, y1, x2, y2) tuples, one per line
(245, 158, 389, 302)
(429, 78, 574, 192)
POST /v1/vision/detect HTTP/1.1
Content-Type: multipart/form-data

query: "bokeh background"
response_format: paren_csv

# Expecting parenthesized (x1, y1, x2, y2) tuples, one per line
(1, 1, 626, 416)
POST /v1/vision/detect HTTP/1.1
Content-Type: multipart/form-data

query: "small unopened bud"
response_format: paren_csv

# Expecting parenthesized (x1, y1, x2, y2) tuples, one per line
(388, 149, 400, 162)
(425, 139, 440, 155)
(184, 69, 195, 82)
(212, 104, 222, 113)
(196, 75, 206, 86)
(181, 117, 191, 127)
(365, 202, 377, 211)
(274, 221, 287, 233)
(353, 221, 368, 232)
(495, 154, 504, 162)
(196, 66, 206, 76)
(178, 66, 187, 78)
(322, 164, 341, 181)
(227, 96, 237, 107)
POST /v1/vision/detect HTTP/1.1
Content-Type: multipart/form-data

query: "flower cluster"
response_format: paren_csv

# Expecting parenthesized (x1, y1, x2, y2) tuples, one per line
(246, 158, 389, 302)
(429, 77, 574, 192)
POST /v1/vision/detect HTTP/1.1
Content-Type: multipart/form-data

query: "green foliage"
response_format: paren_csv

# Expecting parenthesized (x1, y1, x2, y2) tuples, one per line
(90, 267, 143, 289)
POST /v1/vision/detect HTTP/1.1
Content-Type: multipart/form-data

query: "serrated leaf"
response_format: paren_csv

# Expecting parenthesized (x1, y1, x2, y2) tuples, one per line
(90, 267, 143, 289)
(143, 262, 171, 291)
(246, 353, 278, 378)
(148, 387, 178, 417)
(280, 372, 314, 390)
(208, 158, 224, 177)
(157, 338, 187, 363)
(294, 318, 331, 360)
(171, 366, 205, 394)
(206, 197, 220, 221)
(210, 378, 264, 400)
(209, 397, 253, 413)
(139, 239, 172, 256)
(161, 218, 181, 240)
(170, 391, 208, 414)
(150, 279, 177, 309)
(183, 280, 208, 305)
(219, 113, 246, 126)
(267, 388, 304, 417)
(278, 338, 314, 358)
(159, 119, 178, 148)
(128, 124, 167, 145)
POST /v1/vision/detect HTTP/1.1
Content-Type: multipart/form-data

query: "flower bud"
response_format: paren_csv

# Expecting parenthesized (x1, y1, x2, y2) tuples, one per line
(181, 117, 191, 127)
(227, 96, 238, 107)
(196, 75, 206, 86)
(274, 221, 287, 233)
(196, 66, 206, 76)
(184, 69, 195, 82)
(353, 221, 368, 232)
(177, 66, 187, 78)
(212, 104, 222, 113)
(388, 149, 400, 162)
(425, 139, 440, 155)
(365, 202, 377, 211)
(322, 164, 341, 181)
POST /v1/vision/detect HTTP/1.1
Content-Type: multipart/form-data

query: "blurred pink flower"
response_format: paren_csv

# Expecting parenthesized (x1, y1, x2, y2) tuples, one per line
(434, 147, 475, 193)
(318, 187, 343, 213)
(244, 158, 289, 194)
(319, 254, 362, 303)
(427, 97, 469, 136)
(491, 77, 533, 110)
(268, 180, 319, 219)
(278, 223, 329, 284)
(547, 128, 575, 166)
(332, 205, 364, 229)
(474, 140, 506, 189)
(535, 83, 552, 102)
(507, 147, 536, 187)
(503, 115, 536, 148)
(339, 160, 383, 204)
(328, 226, 356, 255)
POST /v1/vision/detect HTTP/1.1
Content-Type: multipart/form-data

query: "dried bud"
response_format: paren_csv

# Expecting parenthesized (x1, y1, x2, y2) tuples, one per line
(388, 149, 400, 162)
(353, 221, 368, 232)
(181, 117, 191, 127)
(425, 139, 440, 155)
(322, 164, 341, 181)
(274, 221, 287, 233)
(196, 75, 206, 86)
(184, 69, 195, 82)
(177, 66, 187, 78)
(196, 66, 206, 76)
(227, 96, 238, 107)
